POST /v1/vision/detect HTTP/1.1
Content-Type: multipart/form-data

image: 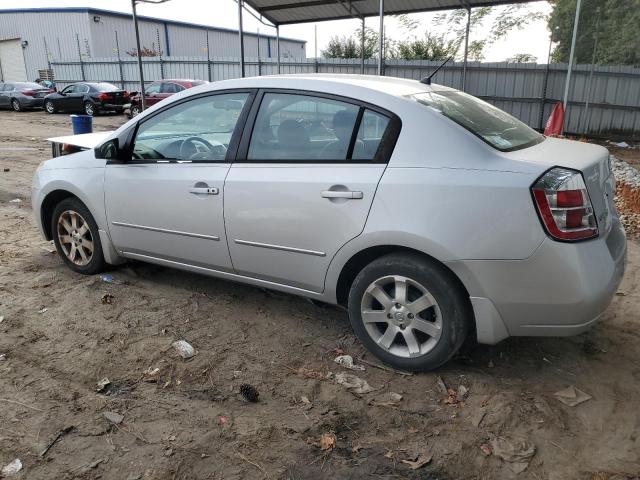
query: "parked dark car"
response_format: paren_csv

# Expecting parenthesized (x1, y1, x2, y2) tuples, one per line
(44, 82, 129, 116)
(0, 82, 54, 111)
(128, 79, 207, 117)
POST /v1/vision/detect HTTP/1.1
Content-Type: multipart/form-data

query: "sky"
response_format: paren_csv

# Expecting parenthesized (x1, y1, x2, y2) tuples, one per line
(2, 0, 553, 62)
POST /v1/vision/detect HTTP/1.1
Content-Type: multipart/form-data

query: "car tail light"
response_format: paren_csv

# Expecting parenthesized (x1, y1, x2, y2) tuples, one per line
(531, 167, 598, 241)
(97, 92, 110, 101)
(22, 90, 36, 97)
(123, 91, 129, 98)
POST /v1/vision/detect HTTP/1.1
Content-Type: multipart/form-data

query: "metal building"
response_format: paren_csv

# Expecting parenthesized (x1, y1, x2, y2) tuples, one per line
(0, 7, 306, 82)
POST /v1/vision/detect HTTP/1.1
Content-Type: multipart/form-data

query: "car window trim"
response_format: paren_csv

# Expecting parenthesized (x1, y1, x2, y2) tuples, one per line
(120, 88, 258, 165)
(235, 88, 401, 165)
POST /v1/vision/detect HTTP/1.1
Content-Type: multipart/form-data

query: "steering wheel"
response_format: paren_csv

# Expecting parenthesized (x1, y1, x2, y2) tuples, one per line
(179, 136, 226, 161)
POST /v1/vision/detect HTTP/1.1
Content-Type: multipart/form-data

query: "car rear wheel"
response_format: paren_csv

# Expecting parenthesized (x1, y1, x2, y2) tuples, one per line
(347, 253, 470, 371)
(45, 100, 56, 114)
(11, 99, 21, 112)
(84, 101, 95, 116)
(130, 104, 141, 117)
(51, 198, 106, 275)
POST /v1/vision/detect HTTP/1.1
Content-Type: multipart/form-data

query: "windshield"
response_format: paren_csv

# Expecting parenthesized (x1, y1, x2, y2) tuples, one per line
(411, 91, 544, 152)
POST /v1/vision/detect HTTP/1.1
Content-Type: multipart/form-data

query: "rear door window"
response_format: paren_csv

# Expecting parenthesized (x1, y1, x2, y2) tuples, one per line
(247, 92, 361, 161)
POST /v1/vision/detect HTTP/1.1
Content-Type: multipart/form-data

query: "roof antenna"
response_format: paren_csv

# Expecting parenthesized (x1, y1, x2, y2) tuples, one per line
(420, 56, 453, 85)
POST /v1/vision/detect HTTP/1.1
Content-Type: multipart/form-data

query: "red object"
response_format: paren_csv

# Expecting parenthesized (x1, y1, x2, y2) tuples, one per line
(544, 102, 564, 137)
(22, 90, 36, 97)
(97, 92, 111, 101)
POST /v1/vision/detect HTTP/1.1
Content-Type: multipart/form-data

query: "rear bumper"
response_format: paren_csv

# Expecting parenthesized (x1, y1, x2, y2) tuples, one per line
(21, 97, 45, 108)
(447, 219, 627, 344)
(98, 102, 126, 110)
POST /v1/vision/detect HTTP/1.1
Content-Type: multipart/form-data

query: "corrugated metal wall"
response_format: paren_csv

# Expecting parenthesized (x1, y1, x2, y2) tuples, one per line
(49, 56, 640, 139)
(0, 11, 92, 81)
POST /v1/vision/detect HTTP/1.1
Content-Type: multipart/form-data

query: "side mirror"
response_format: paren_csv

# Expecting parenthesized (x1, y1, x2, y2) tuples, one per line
(95, 138, 124, 161)
(129, 91, 139, 97)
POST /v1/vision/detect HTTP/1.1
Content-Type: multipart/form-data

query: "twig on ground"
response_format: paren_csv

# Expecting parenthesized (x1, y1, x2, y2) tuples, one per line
(237, 452, 266, 473)
(0, 398, 45, 412)
(356, 357, 413, 376)
(40, 425, 74, 457)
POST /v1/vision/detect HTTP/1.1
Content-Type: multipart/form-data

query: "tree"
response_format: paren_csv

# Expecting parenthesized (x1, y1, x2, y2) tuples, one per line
(395, 33, 459, 60)
(322, 27, 378, 59)
(548, 0, 640, 65)
(506, 53, 538, 63)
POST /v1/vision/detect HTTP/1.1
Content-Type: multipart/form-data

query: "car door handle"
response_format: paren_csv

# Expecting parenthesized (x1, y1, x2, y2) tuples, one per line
(321, 190, 363, 199)
(189, 187, 219, 195)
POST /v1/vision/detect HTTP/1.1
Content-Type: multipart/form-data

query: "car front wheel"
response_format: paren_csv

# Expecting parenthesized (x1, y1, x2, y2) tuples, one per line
(11, 99, 21, 112)
(51, 197, 106, 275)
(130, 104, 141, 117)
(84, 101, 96, 116)
(45, 100, 56, 114)
(348, 253, 470, 371)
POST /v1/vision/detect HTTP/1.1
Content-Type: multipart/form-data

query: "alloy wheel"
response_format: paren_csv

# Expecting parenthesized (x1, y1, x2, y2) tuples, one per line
(131, 105, 140, 117)
(56, 210, 94, 266)
(11, 99, 20, 111)
(84, 103, 94, 116)
(360, 275, 443, 358)
(45, 101, 55, 113)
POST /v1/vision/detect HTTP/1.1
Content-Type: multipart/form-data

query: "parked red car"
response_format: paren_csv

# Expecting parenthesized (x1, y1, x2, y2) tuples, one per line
(128, 79, 207, 117)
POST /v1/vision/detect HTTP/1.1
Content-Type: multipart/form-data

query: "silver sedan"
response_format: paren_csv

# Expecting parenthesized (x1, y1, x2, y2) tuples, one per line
(31, 74, 626, 371)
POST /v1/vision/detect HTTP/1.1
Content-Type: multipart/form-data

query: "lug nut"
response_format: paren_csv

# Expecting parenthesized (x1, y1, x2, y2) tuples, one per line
(395, 303, 401, 309)
(408, 313, 414, 319)
(387, 313, 392, 319)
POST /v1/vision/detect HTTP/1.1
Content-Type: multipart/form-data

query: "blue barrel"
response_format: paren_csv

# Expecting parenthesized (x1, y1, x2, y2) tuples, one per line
(70, 114, 93, 135)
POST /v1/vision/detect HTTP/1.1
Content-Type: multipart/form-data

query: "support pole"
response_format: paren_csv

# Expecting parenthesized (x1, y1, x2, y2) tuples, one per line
(131, 0, 146, 110)
(360, 17, 365, 74)
(276, 25, 281, 74)
(238, 0, 245, 78)
(378, 0, 384, 76)
(562, 0, 582, 131)
(462, 6, 471, 91)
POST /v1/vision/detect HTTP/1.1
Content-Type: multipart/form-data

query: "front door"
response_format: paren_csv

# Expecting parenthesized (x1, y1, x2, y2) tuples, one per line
(0, 83, 11, 108)
(105, 90, 254, 271)
(224, 91, 396, 292)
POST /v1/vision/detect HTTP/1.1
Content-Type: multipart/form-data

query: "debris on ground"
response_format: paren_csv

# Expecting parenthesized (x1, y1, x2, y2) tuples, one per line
(611, 156, 640, 238)
(239, 383, 260, 403)
(333, 354, 365, 371)
(369, 392, 402, 407)
(307, 432, 337, 451)
(457, 385, 469, 401)
(9, 198, 21, 203)
(1, 459, 23, 475)
(37, 307, 48, 314)
(0, 315, 4, 323)
(41, 245, 56, 254)
(554, 385, 592, 407)
(99, 274, 127, 285)
(610, 141, 630, 148)
(294, 366, 326, 379)
(400, 452, 433, 470)
(435, 376, 448, 394)
(480, 444, 492, 456)
(3, 168, 9, 172)
(490, 436, 536, 473)
(332, 372, 375, 394)
(103, 411, 124, 424)
(0, 354, 6, 361)
(171, 340, 196, 359)
(40, 426, 74, 457)
(101, 293, 114, 305)
(96, 377, 111, 393)
(142, 367, 160, 382)
(300, 396, 313, 410)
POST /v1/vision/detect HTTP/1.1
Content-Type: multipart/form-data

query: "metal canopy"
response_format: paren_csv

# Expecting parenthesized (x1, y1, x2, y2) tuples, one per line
(243, 0, 538, 25)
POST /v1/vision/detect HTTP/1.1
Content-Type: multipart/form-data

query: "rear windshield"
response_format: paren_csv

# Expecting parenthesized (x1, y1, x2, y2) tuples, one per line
(14, 82, 43, 89)
(411, 91, 544, 152)
(94, 83, 119, 92)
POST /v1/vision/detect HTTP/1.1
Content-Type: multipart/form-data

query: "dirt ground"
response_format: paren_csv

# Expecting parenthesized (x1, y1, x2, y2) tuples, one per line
(1, 111, 639, 480)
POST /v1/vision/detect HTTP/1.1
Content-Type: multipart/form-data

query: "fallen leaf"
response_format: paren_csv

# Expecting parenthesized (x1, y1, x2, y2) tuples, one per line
(490, 436, 536, 473)
(554, 386, 592, 407)
(103, 411, 124, 424)
(96, 377, 111, 393)
(334, 372, 374, 394)
(295, 367, 325, 379)
(480, 444, 492, 456)
(401, 453, 432, 470)
(369, 392, 403, 407)
(319, 432, 337, 451)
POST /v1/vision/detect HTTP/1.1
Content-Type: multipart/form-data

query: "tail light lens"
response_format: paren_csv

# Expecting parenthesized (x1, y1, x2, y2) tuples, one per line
(97, 92, 110, 101)
(531, 167, 598, 241)
(22, 90, 35, 97)
(123, 91, 129, 98)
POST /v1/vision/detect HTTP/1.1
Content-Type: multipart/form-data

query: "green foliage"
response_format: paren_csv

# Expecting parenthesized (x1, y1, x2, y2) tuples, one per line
(505, 53, 538, 63)
(394, 33, 459, 60)
(549, 0, 640, 65)
(321, 27, 378, 59)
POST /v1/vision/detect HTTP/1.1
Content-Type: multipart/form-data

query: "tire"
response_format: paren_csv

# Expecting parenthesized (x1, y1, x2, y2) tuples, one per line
(130, 104, 141, 117)
(45, 100, 56, 114)
(347, 252, 470, 372)
(84, 101, 96, 116)
(11, 99, 21, 112)
(51, 197, 107, 275)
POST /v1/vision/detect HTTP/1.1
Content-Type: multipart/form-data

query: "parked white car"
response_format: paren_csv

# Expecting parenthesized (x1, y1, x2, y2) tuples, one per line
(32, 74, 626, 371)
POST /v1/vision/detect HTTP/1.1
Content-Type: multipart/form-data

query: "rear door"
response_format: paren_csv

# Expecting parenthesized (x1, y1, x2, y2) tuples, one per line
(223, 90, 399, 292)
(58, 84, 79, 110)
(105, 89, 255, 271)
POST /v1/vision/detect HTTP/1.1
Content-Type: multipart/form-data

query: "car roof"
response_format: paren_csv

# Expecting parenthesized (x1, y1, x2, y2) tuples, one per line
(200, 74, 456, 98)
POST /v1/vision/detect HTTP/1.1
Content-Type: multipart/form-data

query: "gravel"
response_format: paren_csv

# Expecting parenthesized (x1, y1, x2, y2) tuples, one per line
(612, 155, 640, 239)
